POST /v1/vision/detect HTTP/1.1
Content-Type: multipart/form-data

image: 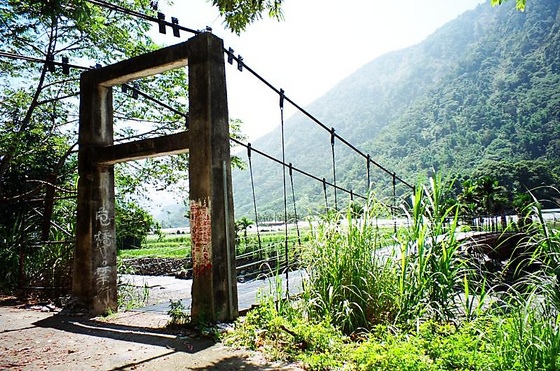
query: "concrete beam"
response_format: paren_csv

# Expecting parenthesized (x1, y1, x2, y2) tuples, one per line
(84, 41, 193, 87)
(95, 131, 190, 165)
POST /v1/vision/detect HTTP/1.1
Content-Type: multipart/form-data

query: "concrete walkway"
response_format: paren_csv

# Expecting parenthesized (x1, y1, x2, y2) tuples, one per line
(122, 270, 306, 315)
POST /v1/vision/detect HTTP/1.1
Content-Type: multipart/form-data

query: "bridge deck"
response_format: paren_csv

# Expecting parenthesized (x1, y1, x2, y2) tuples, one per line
(126, 270, 305, 315)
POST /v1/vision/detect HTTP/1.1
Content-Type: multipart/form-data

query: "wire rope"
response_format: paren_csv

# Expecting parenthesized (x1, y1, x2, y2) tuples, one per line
(279, 89, 290, 294)
(247, 143, 263, 258)
(83, 0, 413, 190)
(288, 163, 302, 245)
(330, 127, 338, 211)
(322, 178, 329, 211)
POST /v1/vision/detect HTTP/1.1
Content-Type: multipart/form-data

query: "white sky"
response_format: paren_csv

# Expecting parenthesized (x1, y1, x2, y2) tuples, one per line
(158, 0, 486, 141)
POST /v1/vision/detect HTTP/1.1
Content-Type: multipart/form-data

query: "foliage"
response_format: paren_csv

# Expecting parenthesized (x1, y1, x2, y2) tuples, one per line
(167, 299, 190, 326)
(209, 0, 284, 34)
(0, 0, 258, 290)
(117, 245, 188, 259)
(226, 180, 560, 370)
(223, 299, 349, 368)
(491, 0, 527, 11)
(301, 199, 398, 333)
(115, 200, 159, 250)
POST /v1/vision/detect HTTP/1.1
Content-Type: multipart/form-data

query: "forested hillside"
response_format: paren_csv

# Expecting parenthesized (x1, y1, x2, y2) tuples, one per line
(232, 0, 560, 217)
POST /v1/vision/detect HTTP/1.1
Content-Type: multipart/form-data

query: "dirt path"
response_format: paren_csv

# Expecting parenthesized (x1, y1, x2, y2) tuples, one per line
(0, 298, 302, 370)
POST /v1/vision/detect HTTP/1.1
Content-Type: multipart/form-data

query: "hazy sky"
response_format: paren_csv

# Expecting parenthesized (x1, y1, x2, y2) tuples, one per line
(158, 0, 486, 141)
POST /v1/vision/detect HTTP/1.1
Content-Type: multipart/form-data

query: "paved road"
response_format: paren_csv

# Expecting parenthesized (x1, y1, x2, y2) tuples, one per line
(122, 270, 306, 314)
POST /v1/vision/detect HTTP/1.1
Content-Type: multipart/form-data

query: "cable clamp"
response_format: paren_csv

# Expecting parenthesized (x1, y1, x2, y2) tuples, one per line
(237, 55, 243, 71)
(279, 89, 285, 109)
(46, 54, 55, 72)
(157, 12, 166, 34)
(132, 82, 139, 99)
(171, 17, 180, 37)
(61, 56, 69, 75)
(227, 48, 234, 65)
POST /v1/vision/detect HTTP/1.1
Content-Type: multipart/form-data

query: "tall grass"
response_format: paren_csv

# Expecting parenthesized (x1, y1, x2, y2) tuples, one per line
(395, 175, 467, 324)
(226, 180, 560, 369)
(300, 176, 477, 333)
(301, 197, 398, 333)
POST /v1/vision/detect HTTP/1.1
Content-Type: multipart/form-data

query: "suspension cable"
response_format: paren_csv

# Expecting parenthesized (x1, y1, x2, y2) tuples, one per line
(83, 0, 413, 191)
(224, 50, 414, 192)
(322, 178, 329, 211)
(366, 154, 371, 192)
(330, 127, 338, 211)
(230, 137, 368, 202)
(279, 89, 290, 294)
(85, 0, 201, 35)
(289, 163, 302, 245)
(78, 0, 412, 191)
(247, 143, 263, 255)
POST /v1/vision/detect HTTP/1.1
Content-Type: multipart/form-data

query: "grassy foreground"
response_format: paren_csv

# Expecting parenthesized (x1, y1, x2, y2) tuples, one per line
(223, 178, 560, 370)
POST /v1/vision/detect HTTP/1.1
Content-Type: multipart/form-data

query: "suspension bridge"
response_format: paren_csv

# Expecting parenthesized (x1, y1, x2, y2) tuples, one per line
(0, 1, 415, 321)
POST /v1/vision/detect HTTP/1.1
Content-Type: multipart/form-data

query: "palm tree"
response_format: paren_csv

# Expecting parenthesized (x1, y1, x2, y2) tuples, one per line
(235, 217, 254, 246)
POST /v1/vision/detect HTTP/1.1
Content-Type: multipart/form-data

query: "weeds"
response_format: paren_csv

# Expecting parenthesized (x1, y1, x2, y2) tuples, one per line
(167, 299, 190, 326)
(117, 277, 150, 311)
(224, 178, 560, 370)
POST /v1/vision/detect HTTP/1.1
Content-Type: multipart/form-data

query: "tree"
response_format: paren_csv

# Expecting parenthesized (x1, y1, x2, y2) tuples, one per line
(0, 0, 261, 289)
(457, 176, 510, 229)
(210, 0, 284, 34)
(115, 201, 159, 250)
(235, 216, 254, 245)
(491, 0, 527, 11)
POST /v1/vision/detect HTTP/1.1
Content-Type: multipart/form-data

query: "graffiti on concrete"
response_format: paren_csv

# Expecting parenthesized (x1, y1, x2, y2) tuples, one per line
(190, 199, 212, 277)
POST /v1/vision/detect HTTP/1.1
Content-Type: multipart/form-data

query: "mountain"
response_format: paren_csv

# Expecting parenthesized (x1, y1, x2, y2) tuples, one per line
(232, 0, 560, 218)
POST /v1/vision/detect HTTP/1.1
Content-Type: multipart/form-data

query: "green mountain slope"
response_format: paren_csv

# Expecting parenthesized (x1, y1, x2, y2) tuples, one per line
(232, 0, 560, 218)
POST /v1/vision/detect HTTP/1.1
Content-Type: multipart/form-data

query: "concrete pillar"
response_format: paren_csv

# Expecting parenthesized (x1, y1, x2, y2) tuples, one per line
(74, 78, 117, 315)
(188, 34, 238, 322)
